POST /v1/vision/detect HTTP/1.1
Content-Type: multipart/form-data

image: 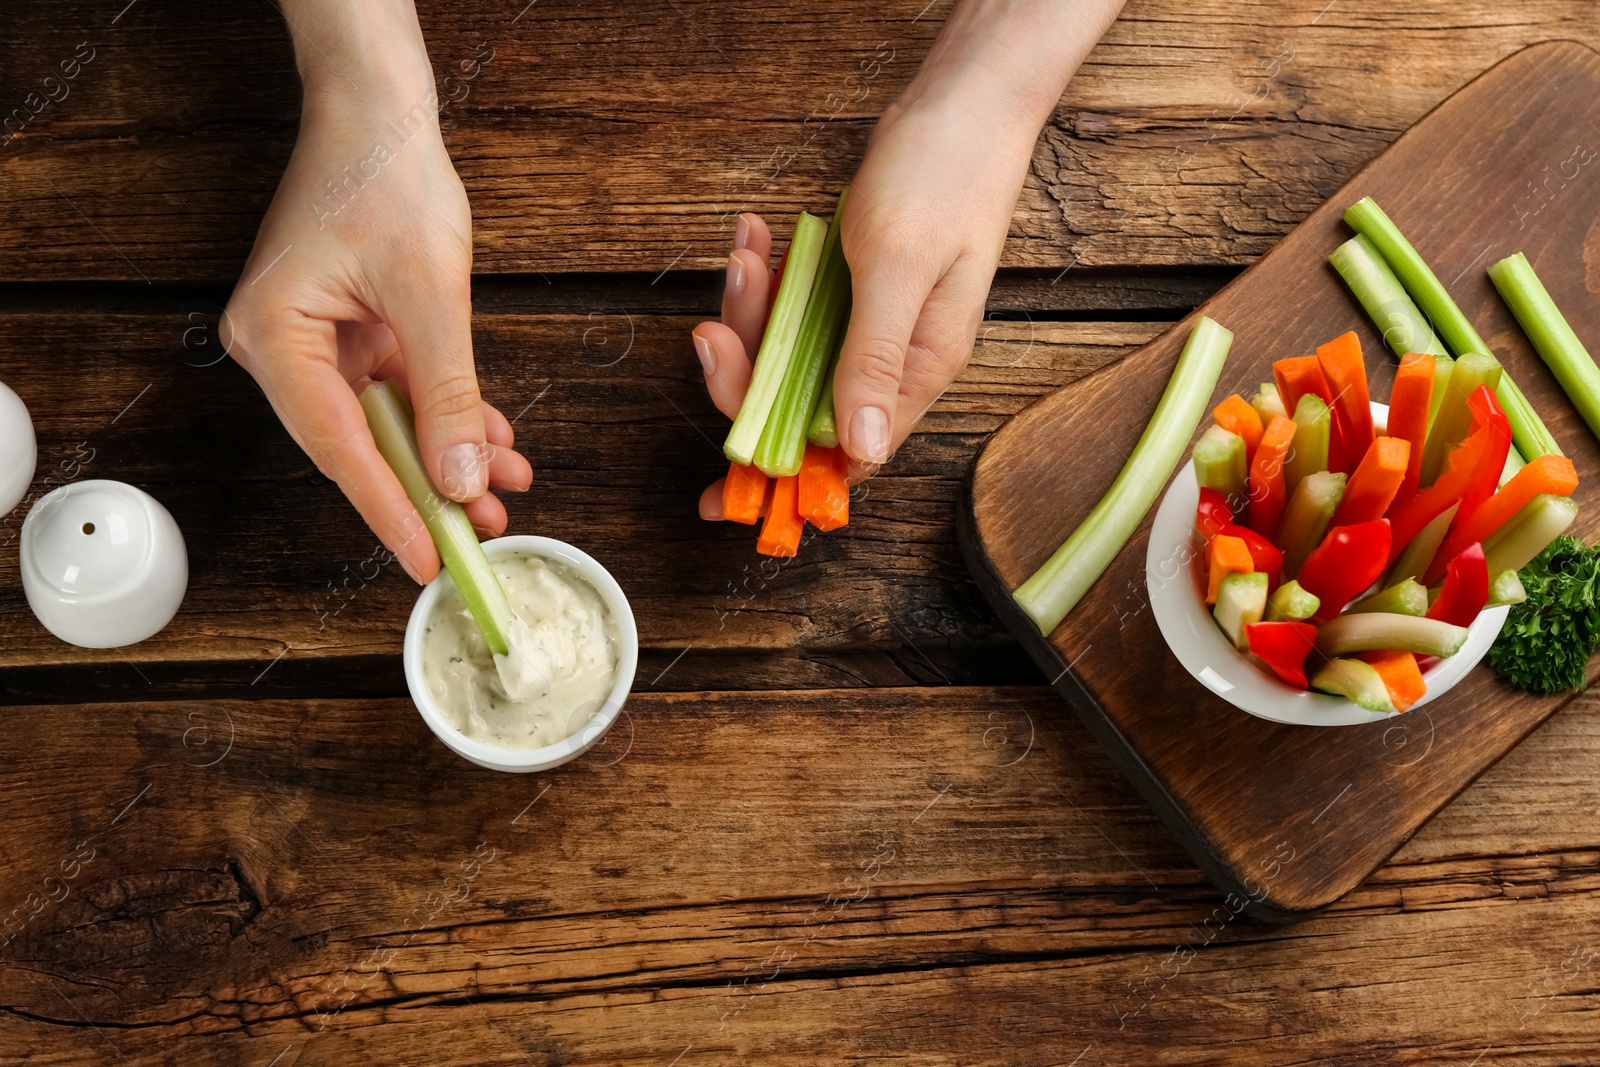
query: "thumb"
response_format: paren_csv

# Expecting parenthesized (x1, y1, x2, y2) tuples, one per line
(377, 269, 489, 502)
(832, 256, 930, 466)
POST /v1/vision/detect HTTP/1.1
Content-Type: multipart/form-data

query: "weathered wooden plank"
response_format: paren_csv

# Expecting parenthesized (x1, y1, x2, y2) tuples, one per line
(0, 688, 1593, 1062)
(0, 310, 1150, 671)
(0, 1, 1594, 279)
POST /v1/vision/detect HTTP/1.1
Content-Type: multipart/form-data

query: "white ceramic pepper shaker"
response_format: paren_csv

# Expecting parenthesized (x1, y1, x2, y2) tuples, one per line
(0, 380, 36, 515)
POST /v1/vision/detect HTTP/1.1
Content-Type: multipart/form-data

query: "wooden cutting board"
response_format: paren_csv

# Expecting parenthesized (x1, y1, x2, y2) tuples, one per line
(959, 40, 1600, 922)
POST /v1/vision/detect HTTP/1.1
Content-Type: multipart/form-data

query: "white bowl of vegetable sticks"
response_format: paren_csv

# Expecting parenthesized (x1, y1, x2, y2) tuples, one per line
(1146, 402, 1509, 727)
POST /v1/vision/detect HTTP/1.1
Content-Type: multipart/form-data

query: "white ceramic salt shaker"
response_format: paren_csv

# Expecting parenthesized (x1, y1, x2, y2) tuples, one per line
(19, 479, 188, 648)
(0, 380, 36, 515)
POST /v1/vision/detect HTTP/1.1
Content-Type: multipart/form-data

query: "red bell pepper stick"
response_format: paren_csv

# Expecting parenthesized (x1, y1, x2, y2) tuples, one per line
(1425, 542, 1489, 627)
(1196, 487, 1233, 543)
(1450, 385, 1512, 539)
(1296, 518, 1392, 620)
(1246, 620, 1318, 688)
(1384, 421, 1490, 565)
(1218, 524, 1283, 591)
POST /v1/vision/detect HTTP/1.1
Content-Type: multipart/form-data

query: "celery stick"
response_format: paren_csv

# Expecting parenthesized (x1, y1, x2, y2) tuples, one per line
(1250, 381, 1286, 424)
(1283, 393, 1330, 496)
(1486, 568, 1527, 608)
(1013, 316, 1234, 634)
(1265, 579, 1320, 622)
(1310, 659, 1396, 714)
(1315, 613, 1469, 658)
(1347, 578, 1427, 617)
(1489, 252, 1600, 443)
(1387, 503, 1457, 586)
(1328, 234, 1449, 360)
(754, 194, 852, 476)
(724, 212, 829, 465)
(361, 380, 513, 656)
(1213, 570, 1268, 651)
(806, 350, 841, 448)
(1278, 471, 1345, 578)
(1193, 425, 1247, 504)
(1343, 197, 1558, 460)
(1482, 493, 1580, 577)
(1418, 352, 1500, 487)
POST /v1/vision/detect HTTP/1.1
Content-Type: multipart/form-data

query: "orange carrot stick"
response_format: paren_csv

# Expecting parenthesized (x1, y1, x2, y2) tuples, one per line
(1332, 436, 1409, 526)
(1359, 649, 1426, 713)
(1206, 534, 1255, 605)
(757, 474, 804, 557)
(722, 462, 770, 525)
(1274, 355, 1347, 472)
(1247, 415, 1296, 541)
(1386, 352, 1435, 507)
(1213, 394, 1264, 460)
(1317, 331, 1374, 466)
(798, 445, 850, 531)
(1423, 454, 1579, 584)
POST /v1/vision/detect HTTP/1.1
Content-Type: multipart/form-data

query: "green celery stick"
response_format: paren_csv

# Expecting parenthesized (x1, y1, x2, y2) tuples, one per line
(1283, 393, 1330, 496)
(1264, 579, 1320, 621)
(1347, 578, 1428, 617)
(754, 192, 853, 476)
(1315, 613, 1468, 658)
(1013, 316, 1233, 634)
(1328, 234, 1449, 360)
(1278, 470, 1345, 578)
(1250, 381, 1286, 424)
(1344, 196, 1557, 460)
(1213, 570, 1268, 651)
(1489, 252, 1600, 443)
(1418, 351, 1500, 487)
(1310, 658, 1396, 713)
(1486, 568, 1527, 608)
(806, 345, 842, 448)
(724, 212, 829, 465)
(1387, 503, 1457, 586)
(1483, 493, 1580, 577)
(361, 380, 513, 656)
(1193, 425, 1247, 504)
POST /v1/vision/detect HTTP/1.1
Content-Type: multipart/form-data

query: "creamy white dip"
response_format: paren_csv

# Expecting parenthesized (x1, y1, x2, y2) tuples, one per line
(421, 552, 620, 750)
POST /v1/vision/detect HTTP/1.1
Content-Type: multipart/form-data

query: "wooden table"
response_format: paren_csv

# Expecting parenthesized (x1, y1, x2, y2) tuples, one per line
(1, 2, 1596, 1062)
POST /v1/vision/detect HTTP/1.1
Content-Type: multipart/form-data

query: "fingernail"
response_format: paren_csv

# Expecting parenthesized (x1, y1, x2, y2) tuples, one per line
(693, 333, 717, 378)
(734, 215, 751, 250)
(726, 254, 745, 297)
(850, 405, 891, 463)
(399, 556, 424, 585)
(441, 442, 490, 500)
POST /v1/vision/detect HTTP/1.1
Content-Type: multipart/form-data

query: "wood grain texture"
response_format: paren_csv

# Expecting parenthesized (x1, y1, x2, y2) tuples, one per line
(0, 687, 1593, 1064)
(1, 1, 1598, 279)
(962, 40, 1600, 919)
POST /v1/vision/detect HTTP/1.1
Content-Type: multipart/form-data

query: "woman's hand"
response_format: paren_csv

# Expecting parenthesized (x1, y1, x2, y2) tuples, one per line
(223, 1, 531, 583)
(694, 0, 1125, 519)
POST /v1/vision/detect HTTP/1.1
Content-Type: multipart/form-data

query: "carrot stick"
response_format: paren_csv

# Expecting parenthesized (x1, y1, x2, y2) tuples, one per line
(1317, 331, 1374, 466)
(1423, 454, 1578, 585)
(1207, 534, 1255, 605)
(798, 445, 850, 531)
(1213, 394, 1264, 460)
(1386, 353, 1435, 506)
(1247, 415, 1296, 541)
(722, 462, 770, 525)
(756, 474, 804, 557)
(1359, 649, 1426, 712)
(1275, 355, 1348, 472)
(1332, 436, 1409, 526)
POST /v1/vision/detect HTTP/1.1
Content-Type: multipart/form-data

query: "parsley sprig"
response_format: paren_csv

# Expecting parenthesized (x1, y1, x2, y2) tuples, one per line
(1488, 536, 1600, 695)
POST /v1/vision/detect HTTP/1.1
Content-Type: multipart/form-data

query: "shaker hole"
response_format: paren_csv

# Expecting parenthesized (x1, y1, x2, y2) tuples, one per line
(82, 522, 95, 535)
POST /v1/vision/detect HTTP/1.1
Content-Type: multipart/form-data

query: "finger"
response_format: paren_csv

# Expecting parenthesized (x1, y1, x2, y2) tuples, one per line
(721, 247, 774, 358)
(487, 442, 532, 493)
(832, 255, 932, 466)
(464, 491, 508, 539)
(243, 313, 443, 584)
(699, 479, 725, 521)
(694, 321, 754, 420)
(368, 354, 514, 450)
(733, 212, 773, 262)
(483, 402, 515, 448)
(373, 263, 489, 504)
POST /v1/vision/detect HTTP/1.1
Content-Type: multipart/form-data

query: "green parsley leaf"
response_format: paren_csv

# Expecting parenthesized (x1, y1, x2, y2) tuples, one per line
(1488, 536, 1600, 695)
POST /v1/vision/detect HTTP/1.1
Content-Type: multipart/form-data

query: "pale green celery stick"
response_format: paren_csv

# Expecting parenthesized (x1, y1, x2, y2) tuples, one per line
(1387, 503, 1457, 586)
(1486, 568, 1527, 608)
(1193, 425, 1247, 503)
(1501, 448, 1526, 485)
(1347, 578, 1428, 617)
(1328, 234, 1448, 360)
(1427, 357, 1455, 431)
(1264, 579, 1320, 622)
(724, 212, 829, 465)
(1277, 471, 1345, 578)
(1283, 393, 1330, 496)
(1418, 352, 1500, 487)
(1482, 493, 1580, 577)
(1314, 613, 1469, 658)
(1213, 570, 1268, 651)
(1013, 316, 1234, 634)
(1490, 252, 1600, 443)
(805, 333, 844, 447)
(361, 380, 513, 656)
(754, 194, 852, 476)
(1251, 381, 1286, 424)
(1310, 658, 1396, 713)
(1343, 196, 1556, 460)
